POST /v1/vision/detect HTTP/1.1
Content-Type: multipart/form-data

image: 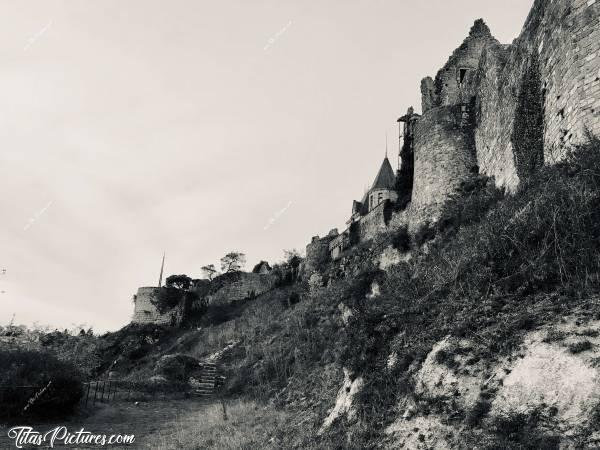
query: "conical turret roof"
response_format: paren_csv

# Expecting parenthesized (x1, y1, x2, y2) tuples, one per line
(371, 157, 396, 190)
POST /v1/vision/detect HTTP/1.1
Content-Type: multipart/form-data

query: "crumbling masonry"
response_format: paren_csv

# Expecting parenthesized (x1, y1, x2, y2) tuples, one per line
(304, 0, 600, 276)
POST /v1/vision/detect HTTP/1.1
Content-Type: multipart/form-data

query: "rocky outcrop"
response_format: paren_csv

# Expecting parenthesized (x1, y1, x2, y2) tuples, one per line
(319, 368, 364, 434)
(385, 315, 600, 448)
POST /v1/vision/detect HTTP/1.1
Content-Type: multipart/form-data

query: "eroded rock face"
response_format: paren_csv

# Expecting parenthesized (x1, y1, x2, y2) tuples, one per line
(385, 317, 600, 448)
(414, 337, 486, 412)
(308, 273, 325, 297)
(319, 368, 364, 434)
(378, 246, 411, 271)
(366, 281, 381, 300)
(385, 415, 455, 450)
(491, 320, 600, 436)
(338, 303, 354, 326)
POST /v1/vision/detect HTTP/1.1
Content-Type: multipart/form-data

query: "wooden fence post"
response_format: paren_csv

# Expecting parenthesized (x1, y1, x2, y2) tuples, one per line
(221, 398, 228, 421)
(85, 383, 91, 407)
(92, 382, 98, 405)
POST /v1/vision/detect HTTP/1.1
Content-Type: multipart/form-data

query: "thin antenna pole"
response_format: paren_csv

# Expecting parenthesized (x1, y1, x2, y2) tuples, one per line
(158, 252, 165, 287)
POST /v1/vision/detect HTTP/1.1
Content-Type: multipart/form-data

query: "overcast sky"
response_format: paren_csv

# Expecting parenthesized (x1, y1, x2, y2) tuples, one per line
(0, 0, 534, 332)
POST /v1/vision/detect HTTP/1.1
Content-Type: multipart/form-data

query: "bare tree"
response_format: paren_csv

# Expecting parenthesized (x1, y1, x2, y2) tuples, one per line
(201, 264, 219, 281)
(220, 252, 246, 273)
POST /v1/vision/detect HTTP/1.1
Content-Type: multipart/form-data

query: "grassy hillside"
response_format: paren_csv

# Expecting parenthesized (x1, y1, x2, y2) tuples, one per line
(203, 137, 600, 448)
(19, 138, 600, 448)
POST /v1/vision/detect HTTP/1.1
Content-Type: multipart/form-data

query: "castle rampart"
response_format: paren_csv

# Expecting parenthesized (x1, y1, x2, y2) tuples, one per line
(357, 201, 392, 241)
(304, 0, 600, 267)
(131, 287, 185, 326)
(303, 230, 339, 277)
(476, 0, 600, 190)
(206, 272, 277, 305)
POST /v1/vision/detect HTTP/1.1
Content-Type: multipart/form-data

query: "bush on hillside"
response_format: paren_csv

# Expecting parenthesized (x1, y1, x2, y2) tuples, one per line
(151, 288, 198, 315)
(0, 350, 84, 421)
(165, 274, 193, 290)
(40, 331, 101, 378)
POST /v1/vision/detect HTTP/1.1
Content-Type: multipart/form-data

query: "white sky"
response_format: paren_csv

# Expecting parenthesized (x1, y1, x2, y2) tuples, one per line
(0, 0, 534, 332)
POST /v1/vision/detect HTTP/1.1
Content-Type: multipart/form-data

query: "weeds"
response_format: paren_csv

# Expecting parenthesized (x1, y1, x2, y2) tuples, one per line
(568, 340, 593, 354)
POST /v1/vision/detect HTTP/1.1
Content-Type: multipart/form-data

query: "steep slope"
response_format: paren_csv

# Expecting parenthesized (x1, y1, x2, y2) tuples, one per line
(206, 138, 600, 448)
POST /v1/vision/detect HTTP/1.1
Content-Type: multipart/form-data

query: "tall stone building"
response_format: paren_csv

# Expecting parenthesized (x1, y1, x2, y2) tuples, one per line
(305, 0, 600, 271)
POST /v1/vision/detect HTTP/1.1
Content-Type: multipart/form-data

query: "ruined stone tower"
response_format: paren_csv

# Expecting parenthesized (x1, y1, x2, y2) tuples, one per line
(411, 20, 499, 224)
(411, 0, 600, 224)
(304, 0, 600, 267)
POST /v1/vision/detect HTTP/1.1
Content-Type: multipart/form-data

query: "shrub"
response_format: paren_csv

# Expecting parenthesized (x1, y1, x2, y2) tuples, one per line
(542, 329, 566, 343)
(466, 398, 492, 427)
(568, 340, 593, 354)
(434, 349, 459, 370)
(413, 222, 436, 247)
(289, 292, 301, 305)
(488, 410, 560, 450)
(165, 274, 193, 290)
(391, 226, 411, 252)
(0, 350, 84, 421)
(151, 288, 198, 315)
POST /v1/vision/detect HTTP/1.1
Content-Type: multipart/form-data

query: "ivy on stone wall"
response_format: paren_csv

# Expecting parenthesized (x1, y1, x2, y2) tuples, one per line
(512, 53, 545, 180)
(151, 287, 197, 315)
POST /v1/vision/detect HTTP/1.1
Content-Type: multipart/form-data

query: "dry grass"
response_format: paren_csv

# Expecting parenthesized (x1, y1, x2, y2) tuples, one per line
(151, 399, 289, 450)
(0, 398, 293, 449)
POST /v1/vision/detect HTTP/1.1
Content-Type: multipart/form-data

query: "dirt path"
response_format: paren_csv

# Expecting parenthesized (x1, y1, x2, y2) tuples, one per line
(0, 398, 213, 449)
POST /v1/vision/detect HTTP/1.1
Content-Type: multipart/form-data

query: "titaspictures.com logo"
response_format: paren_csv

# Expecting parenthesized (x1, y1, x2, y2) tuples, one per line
(7, 426, 135, 448)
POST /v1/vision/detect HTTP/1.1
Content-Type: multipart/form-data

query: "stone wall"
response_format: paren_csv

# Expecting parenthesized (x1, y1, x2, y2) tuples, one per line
(207, 273, 277, 306)
(302, 0, 600, 268)
(131, 287, 185, 326)
(412, 105, 477, 224)
(358, 201, 393, 241)
(366, 189, 398, 212)
(426, 19, 501, 111)
(475, 0, 600, 191)
(474, 42, 519, 188)
(303, 230, 339, 277)
(329, 231, 352, 260)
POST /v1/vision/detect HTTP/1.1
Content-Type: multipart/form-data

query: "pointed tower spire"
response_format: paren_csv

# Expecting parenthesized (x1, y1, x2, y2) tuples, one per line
(158, 252, 165, 287)
(385, 132, 388, 158)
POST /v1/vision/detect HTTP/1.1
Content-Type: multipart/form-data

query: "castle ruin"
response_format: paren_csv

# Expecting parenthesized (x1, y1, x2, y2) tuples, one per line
(304, 0, 600, 276)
